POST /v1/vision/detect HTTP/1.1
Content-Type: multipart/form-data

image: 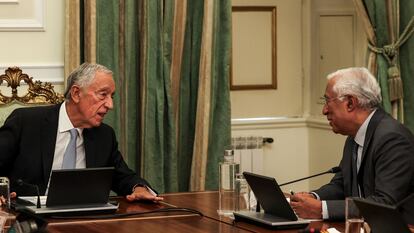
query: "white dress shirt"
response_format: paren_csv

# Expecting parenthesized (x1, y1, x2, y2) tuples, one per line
(46, 102, 86, 193)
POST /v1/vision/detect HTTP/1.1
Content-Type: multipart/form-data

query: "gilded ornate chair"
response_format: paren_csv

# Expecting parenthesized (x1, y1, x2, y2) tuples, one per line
(0, 67, 64, 125)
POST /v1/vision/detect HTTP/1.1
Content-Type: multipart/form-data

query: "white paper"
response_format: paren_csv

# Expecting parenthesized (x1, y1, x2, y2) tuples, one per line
(18, 196, 47, 206)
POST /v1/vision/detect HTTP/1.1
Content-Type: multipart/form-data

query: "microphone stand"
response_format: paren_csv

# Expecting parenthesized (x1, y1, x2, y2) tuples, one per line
(17, 179, 42, 208)
(279, 171, 331, 187)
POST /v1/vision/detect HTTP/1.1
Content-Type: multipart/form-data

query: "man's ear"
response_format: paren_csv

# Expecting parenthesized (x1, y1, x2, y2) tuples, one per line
(70, 85, 81, 103)
(346, 95, 357, 111)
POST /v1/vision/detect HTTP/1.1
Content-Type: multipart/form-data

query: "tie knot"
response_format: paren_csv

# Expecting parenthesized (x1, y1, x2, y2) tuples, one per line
(69, 128, 78, 138)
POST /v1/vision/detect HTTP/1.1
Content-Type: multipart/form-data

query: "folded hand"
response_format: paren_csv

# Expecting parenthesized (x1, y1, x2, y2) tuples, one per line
(290, 193, 322, 219)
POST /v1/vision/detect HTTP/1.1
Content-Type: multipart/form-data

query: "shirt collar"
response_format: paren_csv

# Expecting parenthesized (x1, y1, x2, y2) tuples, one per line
(58, 102, 83, 135)
(354, 109, 377, 147)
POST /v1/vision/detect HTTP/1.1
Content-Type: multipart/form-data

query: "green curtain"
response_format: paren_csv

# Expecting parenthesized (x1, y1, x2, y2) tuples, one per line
(141, 0, 178, 193)
(399, 0, 414, 131)
(95, 0, 140, 170)
(363, 1, 392, 113)
(141, 0, 232, 193)
(67, 0, 231, 193)
(362, 0, 414, 130)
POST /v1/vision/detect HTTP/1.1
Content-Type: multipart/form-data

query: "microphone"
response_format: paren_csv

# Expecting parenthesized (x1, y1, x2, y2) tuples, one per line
(16, 179, 41, 208)
(279, 166, 341, 187)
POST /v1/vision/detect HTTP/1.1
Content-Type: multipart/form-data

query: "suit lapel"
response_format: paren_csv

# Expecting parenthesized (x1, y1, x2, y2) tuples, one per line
(358, 109, 386, 188)
(41, 104, 60, 185)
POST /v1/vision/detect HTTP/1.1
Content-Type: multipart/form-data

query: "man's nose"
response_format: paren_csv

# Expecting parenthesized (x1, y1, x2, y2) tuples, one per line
(322, 104, 328, 115)
(105, 97, 114, 109)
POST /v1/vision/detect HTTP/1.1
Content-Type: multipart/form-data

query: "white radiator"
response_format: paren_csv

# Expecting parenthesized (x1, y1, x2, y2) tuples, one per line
(231, 136, 273, 174)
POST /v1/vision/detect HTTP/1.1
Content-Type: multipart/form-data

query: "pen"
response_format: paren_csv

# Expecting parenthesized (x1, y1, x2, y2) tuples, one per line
(290, 190, 295, 195)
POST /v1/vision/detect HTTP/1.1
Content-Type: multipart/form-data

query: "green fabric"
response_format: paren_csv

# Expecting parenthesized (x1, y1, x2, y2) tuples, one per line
(95, 0, 141, 169)
(124, 0, 140, 170)
(96, 0, 121, 136)
(204, 0, 232, 190)
(143, 0, 231, 192)
(142, 0, 178, 193)
(91, 0, 232, 193)
(364, 0, 414, 131)
(363, 1, 391, 113)
(399, 0, 414, 132)
(176, 0, 204, 192)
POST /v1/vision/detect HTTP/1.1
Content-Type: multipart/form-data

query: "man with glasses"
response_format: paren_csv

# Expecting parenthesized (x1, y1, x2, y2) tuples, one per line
(0, 63, 162, 203)
(290, 67, 414, 221)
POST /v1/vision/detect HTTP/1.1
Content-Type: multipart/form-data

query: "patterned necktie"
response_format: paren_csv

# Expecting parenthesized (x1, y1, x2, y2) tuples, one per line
(62, 128, 78, 169)
(351, 142, 359, 197)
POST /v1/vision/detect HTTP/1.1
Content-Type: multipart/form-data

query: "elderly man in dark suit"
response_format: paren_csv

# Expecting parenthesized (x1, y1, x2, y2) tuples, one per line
(0, 63, 162, 202)
(290, 67, 414, 220)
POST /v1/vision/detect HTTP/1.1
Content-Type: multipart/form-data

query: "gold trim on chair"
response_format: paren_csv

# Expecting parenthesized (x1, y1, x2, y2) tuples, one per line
(0, 67, 64, 105)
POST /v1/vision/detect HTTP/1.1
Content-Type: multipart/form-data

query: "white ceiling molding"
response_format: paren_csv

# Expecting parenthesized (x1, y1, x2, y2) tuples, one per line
(0, 0, 45, 31)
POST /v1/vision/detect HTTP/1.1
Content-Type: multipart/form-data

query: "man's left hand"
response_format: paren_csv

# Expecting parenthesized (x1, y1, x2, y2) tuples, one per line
(126, 186, 163, 202)
(290, 193, 322, 219)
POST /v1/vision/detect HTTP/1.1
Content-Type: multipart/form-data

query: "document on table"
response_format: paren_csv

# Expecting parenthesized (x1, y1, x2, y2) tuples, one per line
(18, 196, 47, 205)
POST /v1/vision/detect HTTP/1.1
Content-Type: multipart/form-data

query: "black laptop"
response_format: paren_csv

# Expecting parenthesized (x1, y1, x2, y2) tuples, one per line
(18, 167, 119, 215)
(353, 198, 411, 233)
(233, 172, 309, 229)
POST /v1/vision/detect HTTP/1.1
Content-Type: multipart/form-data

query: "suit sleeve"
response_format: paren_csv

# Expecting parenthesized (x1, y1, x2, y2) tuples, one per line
(365, 131, 414, 205)
(313, 138, 353, 200)
(106, 128, 155, 196)
(0, 110, 21, 176)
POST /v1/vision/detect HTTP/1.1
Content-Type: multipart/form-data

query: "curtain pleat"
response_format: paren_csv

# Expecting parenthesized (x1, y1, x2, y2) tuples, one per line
(65, 0, 232, 193)
(354, 1, 414, 130)
(399, 0, 414, 131)
(64, 0, 81, 82)
(189, 0, 214, 191)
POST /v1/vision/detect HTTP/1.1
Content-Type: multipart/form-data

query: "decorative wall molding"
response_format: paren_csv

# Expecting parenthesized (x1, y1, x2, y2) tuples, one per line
(0, 0, 19, 4)
(231, 116, 331, 130)
(0, 0, 45, 31)
(0, 64, 64, 84)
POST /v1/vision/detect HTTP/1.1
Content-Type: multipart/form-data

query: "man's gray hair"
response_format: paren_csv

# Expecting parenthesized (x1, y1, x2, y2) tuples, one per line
(64, 63, 113, 100)
(327, 67, 382, 109)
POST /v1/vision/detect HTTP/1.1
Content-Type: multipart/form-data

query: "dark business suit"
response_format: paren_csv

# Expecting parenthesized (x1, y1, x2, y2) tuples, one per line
(314, 108, 414, 220)
(0, 104, 149, 196)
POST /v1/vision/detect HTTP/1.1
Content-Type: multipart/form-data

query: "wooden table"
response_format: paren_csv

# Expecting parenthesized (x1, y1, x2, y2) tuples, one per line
(7, 192, 345, 233)
(162, 191, 345, 233)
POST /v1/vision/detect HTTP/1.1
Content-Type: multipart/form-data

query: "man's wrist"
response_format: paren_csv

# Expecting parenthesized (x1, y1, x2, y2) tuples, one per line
(132, 184, 157, 196)
(132, 184, 145, 193)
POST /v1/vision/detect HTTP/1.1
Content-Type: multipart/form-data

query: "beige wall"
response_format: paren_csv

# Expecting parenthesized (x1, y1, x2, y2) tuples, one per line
(231, 0, 303, 118)
(0, 0, 65, 85)
(231, 0, 363, 191)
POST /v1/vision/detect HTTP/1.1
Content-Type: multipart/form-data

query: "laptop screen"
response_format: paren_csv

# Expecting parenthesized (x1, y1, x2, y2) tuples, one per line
(243, 171, 298, 221)
(46, 167, 114, 207)
(353, 198, 411, 233)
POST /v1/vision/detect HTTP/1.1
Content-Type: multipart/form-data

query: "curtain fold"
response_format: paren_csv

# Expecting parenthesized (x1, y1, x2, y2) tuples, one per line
(65, 0, 232, 193)
(353, 0, 414, 128)
(399, 0, 414, 131)
(141, 0, 232, 192)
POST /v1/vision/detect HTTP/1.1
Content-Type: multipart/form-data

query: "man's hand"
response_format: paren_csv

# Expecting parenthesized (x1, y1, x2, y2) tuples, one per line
(290, 193, 322, 219)
(126, 186, 163, 202)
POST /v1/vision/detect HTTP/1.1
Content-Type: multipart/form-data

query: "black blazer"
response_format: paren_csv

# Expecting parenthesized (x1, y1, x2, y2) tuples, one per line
(313, 108, 414, 220)
(0, 104, 149, 196)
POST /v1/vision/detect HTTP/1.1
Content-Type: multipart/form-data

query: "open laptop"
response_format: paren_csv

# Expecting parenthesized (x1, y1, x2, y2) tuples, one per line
(16, 167, 119, 215)
(233, 172, 310, 229)
(353, 198, 411, 233)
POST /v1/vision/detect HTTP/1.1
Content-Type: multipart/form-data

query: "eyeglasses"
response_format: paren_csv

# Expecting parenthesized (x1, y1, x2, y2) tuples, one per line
(319, 95, 343, 105)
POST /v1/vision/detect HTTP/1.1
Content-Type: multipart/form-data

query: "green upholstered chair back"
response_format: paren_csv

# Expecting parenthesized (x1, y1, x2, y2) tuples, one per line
(0, 67, 64, 126)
